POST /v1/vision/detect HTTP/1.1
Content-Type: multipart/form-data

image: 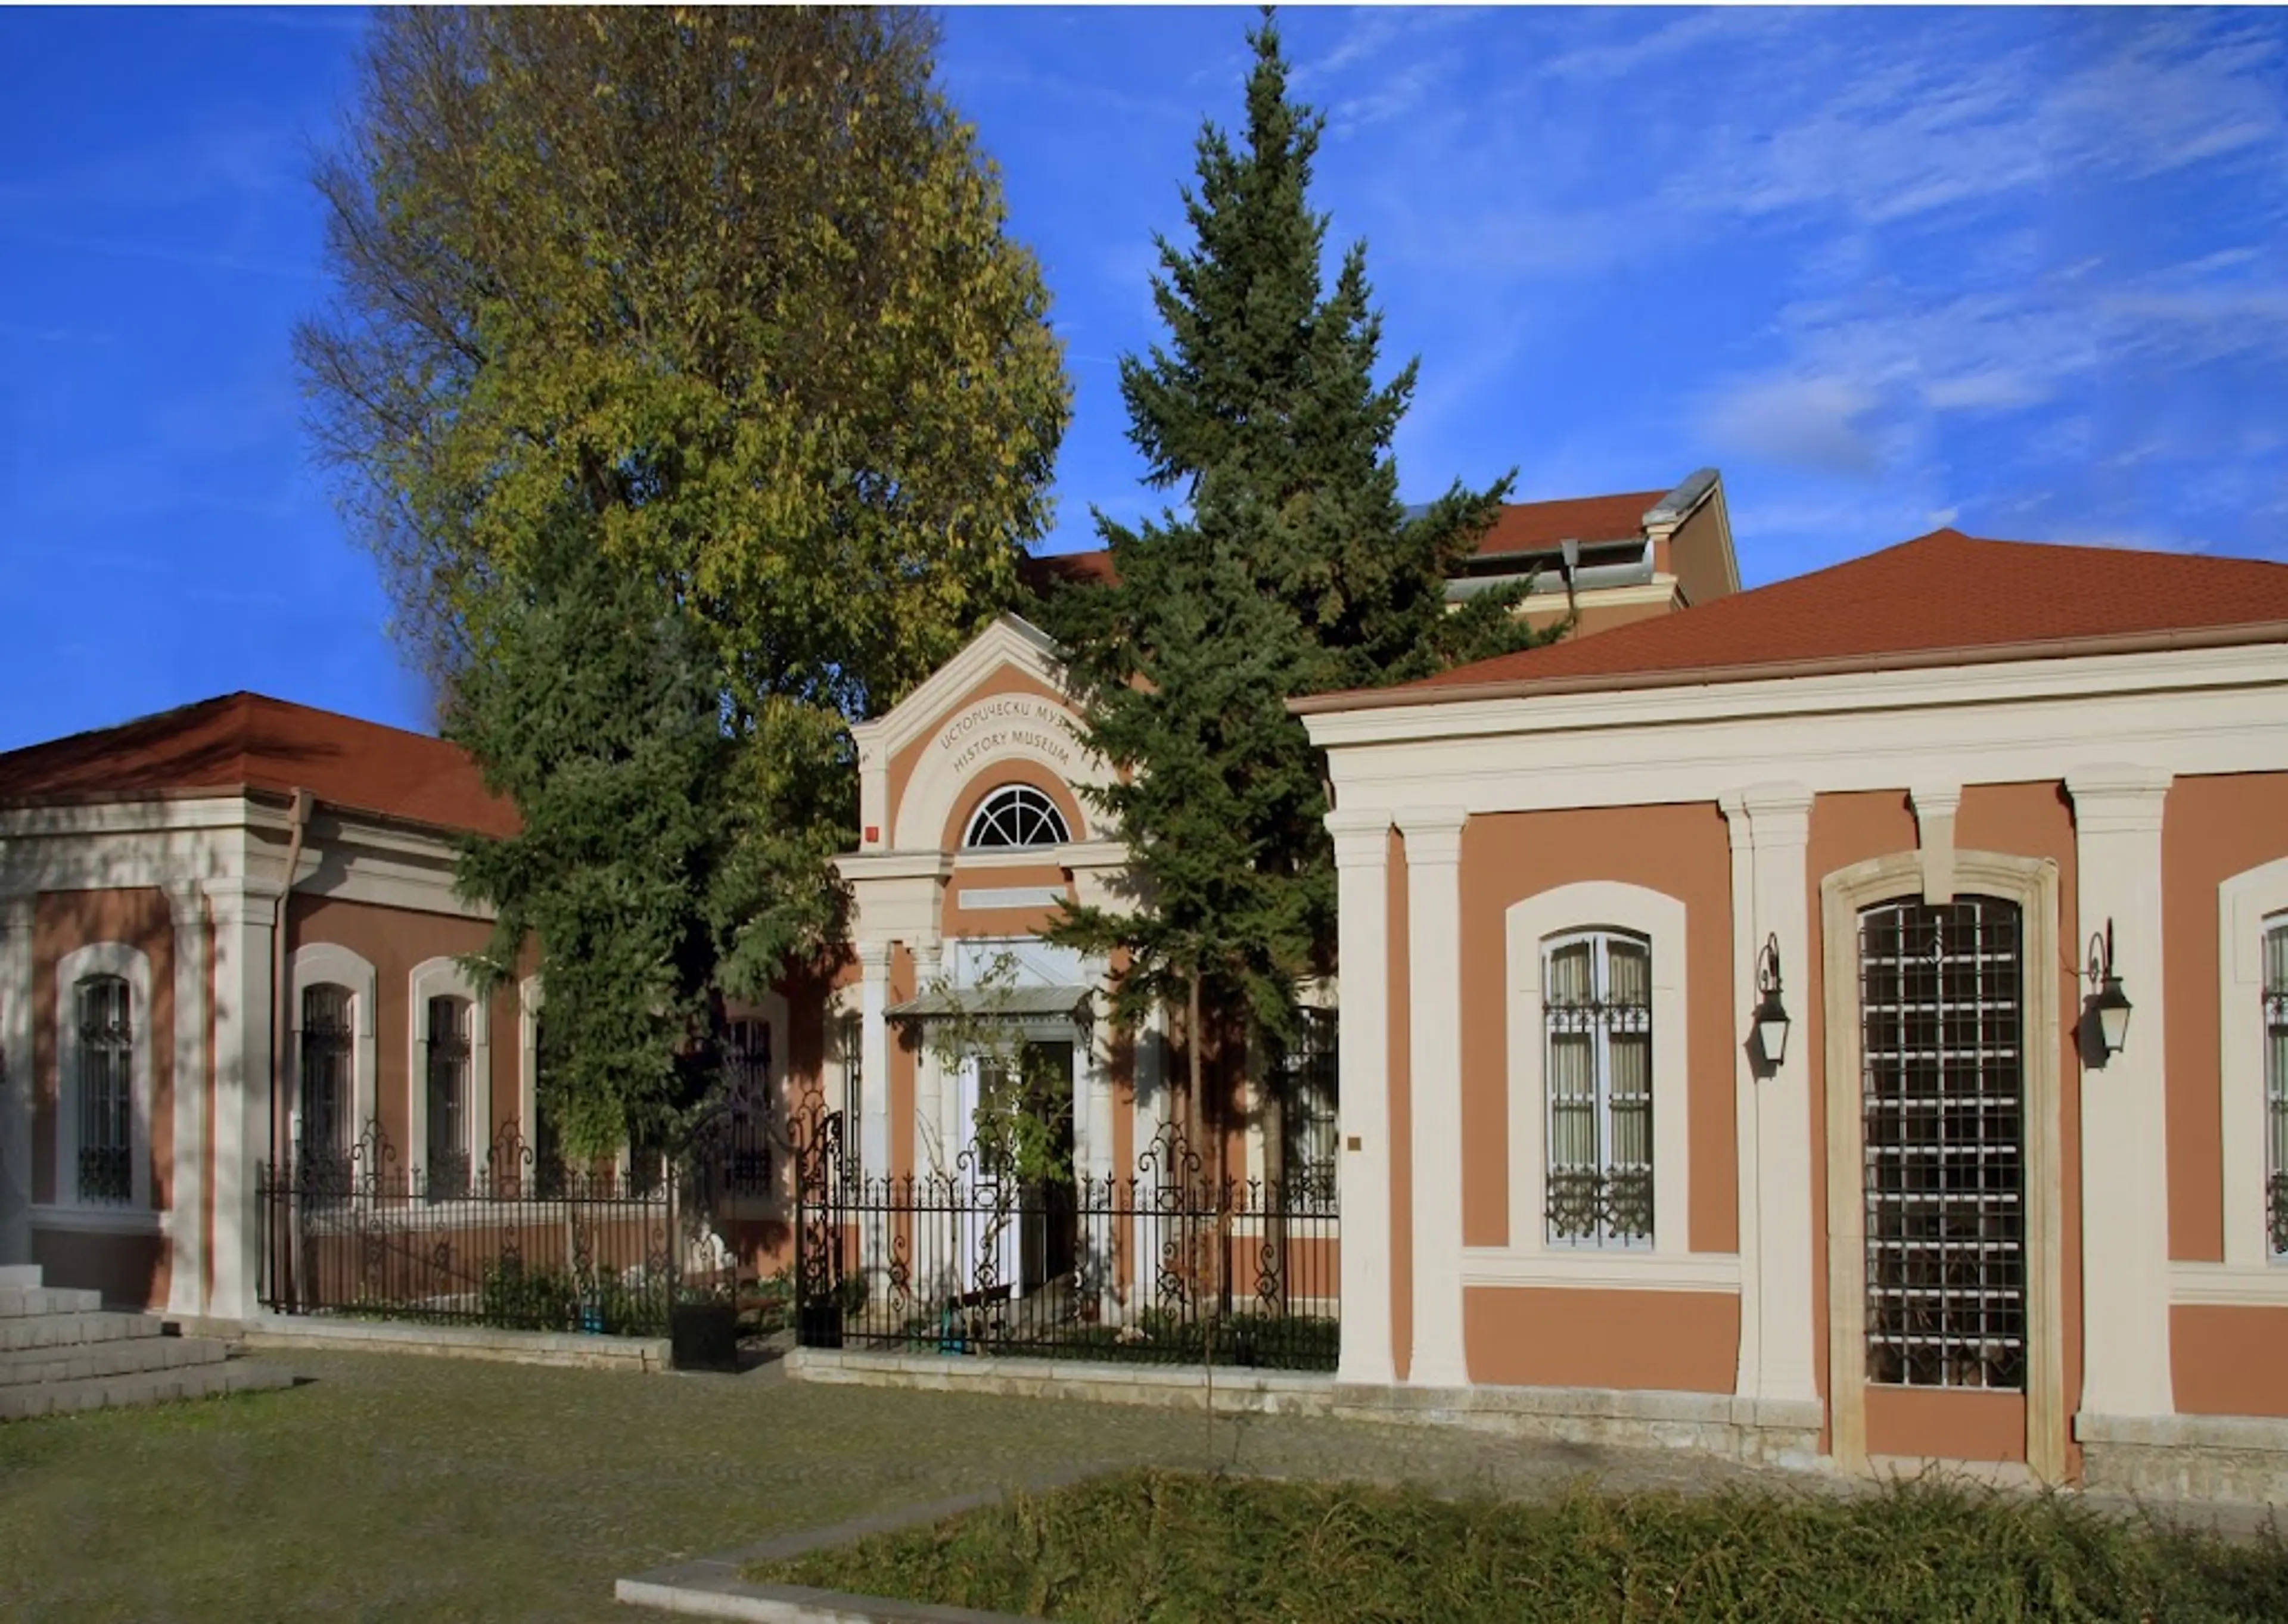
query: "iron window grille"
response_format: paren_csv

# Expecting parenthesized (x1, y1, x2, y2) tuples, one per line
(425, 995, 472, 1202)
(840, 1014, 863, 1178)
(962, 783, 1070, 850)
(2267, 922, 2288, 1259)
(1859, 895, 2026, 1392)
(723, 1016, 773, 1194)
(74, 975, 133, 1205)
(1543, 931, 1654, 1247)
(299, 984, 355, 1199)
(1276, 1007, 1340, 1211)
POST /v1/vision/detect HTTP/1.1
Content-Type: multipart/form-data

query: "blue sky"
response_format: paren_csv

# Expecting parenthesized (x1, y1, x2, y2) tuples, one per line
(2, 6, 2283, 751)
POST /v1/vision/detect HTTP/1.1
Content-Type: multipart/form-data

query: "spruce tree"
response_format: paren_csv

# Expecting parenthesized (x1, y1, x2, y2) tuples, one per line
(1046, 11, 1553, 1151)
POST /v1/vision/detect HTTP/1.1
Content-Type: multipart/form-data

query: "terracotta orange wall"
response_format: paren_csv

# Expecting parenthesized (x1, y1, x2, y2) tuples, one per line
(940, 858, 1077, 939)
(288, 895, 508, 1155)
(1456, 803, 1737, 1253)
(888, 943, 917, 1180)
(2172, 1306, 2288, 1415)
(885, 665, 1072, 842)
(1805, 783, 2082, 1471)
(30, 889, 176, 1212)
(1866, 1387, 2026, 1463)
(2162, 773, 2288, 1265)
(1387, 827, 1413, 1382)
(1465, 1287, 1737, 1392)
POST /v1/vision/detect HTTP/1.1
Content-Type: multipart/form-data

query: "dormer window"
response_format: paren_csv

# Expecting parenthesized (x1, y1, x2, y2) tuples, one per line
(963, 783, 1071, 850)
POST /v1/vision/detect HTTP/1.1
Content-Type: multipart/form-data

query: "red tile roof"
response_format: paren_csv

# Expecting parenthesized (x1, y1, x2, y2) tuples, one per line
(1473, 490, 1667, 559)
(1302, 530, 2288, 708)
(1018, 547, 1119, 592)
(1018, 487, 1669, 591)
(0, 692, 517, 838)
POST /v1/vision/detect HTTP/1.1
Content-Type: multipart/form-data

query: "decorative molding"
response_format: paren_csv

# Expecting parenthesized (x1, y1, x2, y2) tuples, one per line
(163, 880, 210, 1318)
(406, 956, 489, 1187)
(1329, 804, 1396, 1386)
(1501, 881, 1692, 1261)
(30, 1202, 170, 1236)
(1910, 782, 1961, 906)
(1460, 1249, 1741, 1293)
(52, 939, 157, 1214)
(1820, 848, 2066, 1483)
(290, 942, 380, 1154)
(2170, 1262, 2288, 1308)
(2218, 855, 2288, 1271)
(956, 886, 1067, 912)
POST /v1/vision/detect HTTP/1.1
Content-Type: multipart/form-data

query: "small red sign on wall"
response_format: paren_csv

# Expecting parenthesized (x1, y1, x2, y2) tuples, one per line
(864, 825, 879, 845)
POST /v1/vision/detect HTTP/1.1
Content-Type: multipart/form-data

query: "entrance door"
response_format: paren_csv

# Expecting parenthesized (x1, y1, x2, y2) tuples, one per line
(1857, 896, 2028, 1420)
(953, 1037, 1077, 1297)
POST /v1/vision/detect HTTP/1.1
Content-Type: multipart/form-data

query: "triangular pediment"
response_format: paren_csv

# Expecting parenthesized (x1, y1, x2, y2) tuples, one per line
(850, 612, 1070, 761)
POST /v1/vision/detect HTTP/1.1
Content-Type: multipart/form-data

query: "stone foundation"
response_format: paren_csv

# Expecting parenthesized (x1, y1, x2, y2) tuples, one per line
(2078, 1411, 2288, 1505)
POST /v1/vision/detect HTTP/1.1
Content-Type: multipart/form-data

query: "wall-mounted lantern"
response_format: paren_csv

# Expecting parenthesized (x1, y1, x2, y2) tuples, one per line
(2086, 917, 2134, 1062)
(1753, 933, 1791, 1069)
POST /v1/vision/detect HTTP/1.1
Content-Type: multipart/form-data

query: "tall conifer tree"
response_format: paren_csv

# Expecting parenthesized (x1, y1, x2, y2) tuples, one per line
(1047, 11, 1553, 1140)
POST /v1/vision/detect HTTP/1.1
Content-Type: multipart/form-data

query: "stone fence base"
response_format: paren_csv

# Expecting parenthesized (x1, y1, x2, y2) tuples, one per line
(783, 1348, 1826, 1467)
(184, 1313, 672, 1373)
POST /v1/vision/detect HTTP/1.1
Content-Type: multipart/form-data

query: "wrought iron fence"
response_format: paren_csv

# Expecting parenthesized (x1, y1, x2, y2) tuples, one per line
(792, 1110, 1339, 1371)
(257, 1121, 677, 1335)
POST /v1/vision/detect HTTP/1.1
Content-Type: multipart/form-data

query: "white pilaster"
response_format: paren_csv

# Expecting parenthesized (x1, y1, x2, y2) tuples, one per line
(1718, 797, 1762, 1400)
(857, 942, 892, 1181)
(1398, 805, 1469, 1388)
(1740, 783, 1819, 1407)
(1328, 810, 1395, 1387)
(2066, 765, 2175, 1418)
(0, 895, 34, 1270)
(164, 882, 210, 1317)
(203, 877, 279, 1321)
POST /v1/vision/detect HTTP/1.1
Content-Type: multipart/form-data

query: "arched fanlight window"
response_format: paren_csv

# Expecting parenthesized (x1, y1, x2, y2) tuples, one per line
(962, 783, 1071, 850)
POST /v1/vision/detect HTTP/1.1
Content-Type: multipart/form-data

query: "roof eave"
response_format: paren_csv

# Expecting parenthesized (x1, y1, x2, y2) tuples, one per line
(1289, 618, 2288, 718)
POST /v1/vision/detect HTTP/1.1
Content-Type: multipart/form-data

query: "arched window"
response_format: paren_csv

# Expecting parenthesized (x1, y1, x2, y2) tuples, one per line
(74, 974, 133, 1205)
(962, 783, 1071, 850)
(299, 983, 355, 1191)
(1543, 929, 1653, 1247)
(425, 995, 472, 1201)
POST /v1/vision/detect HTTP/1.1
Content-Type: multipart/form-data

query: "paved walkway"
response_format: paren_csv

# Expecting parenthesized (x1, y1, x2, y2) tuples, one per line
(0, 1345, 2257, 1623)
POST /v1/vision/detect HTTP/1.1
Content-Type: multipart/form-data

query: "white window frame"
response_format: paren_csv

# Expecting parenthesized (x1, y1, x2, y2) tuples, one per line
(1466, 881, 1731, 1292)
(407, 956, 489, 1189)
(54, 941, 154, 1212)
(2189, 857, 2288, 1300)
(289, 942, 378, 1159)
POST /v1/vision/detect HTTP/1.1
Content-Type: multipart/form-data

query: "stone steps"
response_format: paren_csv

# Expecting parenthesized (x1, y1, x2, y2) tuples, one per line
(0, 1283, 106, 1317)
(0, 1358, 296, 1423)
(0, 1334, 238, 1388)
(0, 1266, 297, 1424)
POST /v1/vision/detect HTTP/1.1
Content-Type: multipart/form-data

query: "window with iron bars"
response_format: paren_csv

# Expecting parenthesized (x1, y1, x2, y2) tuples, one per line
(840, 1013, 863, 1177)
(1274, 1007, 1339, 1211)
(1543, 931, 1653, 1247)
(2267, 921, 2288, 1259)
(299, 984, 355, 1199)
(1860, 895, 2025, 1392)
(425, 995, 472, 1201)
(74, 975, 133, 1205)
(722, 1016, 773, 1194)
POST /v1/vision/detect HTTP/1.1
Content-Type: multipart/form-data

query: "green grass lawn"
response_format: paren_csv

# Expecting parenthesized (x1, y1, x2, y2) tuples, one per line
(756, 1467, 2288, 1624)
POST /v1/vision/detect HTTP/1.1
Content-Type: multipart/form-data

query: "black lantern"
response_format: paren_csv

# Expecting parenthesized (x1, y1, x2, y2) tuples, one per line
(1753, 933, 1791, 1068)
(2087, 918, 2134, 1062)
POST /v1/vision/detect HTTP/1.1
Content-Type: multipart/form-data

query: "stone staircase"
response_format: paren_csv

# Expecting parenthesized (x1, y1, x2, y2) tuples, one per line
(0, 1265, 294, 1423)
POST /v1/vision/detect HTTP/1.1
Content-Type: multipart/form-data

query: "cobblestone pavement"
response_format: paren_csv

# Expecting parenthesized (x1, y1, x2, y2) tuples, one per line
(0, 1345, 1854, 1623)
